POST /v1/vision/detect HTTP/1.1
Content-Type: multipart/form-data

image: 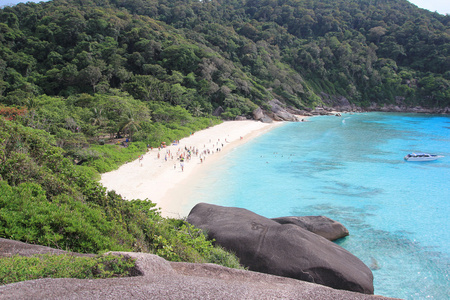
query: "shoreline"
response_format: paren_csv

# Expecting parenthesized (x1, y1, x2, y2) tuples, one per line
(100, 120, 288, 217)
(160, 120, 287, 218)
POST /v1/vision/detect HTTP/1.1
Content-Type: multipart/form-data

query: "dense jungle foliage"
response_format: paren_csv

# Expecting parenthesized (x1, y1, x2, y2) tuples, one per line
(0, 0, 449, 114)
(0, 0, 449, 268)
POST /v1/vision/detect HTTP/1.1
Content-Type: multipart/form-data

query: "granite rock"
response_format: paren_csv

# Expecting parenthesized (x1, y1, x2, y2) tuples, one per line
(252, 107, 265, 120)
(0, 238, 95, 258)
(271, 216, 349, 241)
(0, 249, 395, 300)
(187, 203, 374, 294)
(0, 239, 396, 300)
(267, 99, 300, 121)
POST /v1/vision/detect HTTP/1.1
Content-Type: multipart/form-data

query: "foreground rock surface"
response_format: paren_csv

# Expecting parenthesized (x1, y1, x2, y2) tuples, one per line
(0, 239, 396, 300)
(272, 216, 349, 241)
(0, 238, 95, 258)
(187, 203, 374, 294)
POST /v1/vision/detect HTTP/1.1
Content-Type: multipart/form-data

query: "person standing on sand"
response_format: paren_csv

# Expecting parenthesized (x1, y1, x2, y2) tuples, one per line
(180, 157, 185, 172)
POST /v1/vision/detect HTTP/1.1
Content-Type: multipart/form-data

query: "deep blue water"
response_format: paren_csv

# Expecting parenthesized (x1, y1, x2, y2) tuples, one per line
(183, 113, 450, 299)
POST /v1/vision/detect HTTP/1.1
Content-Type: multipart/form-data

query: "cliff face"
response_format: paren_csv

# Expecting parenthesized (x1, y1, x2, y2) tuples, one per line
(0, 239, 398, 300)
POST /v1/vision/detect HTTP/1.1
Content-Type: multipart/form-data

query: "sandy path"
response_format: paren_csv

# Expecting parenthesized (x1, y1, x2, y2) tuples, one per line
(100, 120, 285, 217)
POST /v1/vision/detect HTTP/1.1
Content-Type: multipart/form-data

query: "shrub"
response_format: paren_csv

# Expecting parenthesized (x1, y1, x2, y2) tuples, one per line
(0, 254, 137, 285)
(0, 181, 134, 253)
(86, 142, 147, 173)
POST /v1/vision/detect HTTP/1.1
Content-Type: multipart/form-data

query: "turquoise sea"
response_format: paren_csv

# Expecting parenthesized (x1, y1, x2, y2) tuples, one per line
(184, 112, 450, 299)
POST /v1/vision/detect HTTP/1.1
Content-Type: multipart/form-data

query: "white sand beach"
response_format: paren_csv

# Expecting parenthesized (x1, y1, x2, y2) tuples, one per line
(100, 120, 286, 217)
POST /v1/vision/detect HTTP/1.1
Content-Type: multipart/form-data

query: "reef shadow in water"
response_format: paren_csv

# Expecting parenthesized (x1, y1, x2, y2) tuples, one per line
(319, 181, 385, 198)
(290, 203, 450, 299)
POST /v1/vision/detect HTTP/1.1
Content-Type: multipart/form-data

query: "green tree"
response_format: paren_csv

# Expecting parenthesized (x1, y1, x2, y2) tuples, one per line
(161, 44, 202, 75)
(120, 111, 142, 141)
(79, 65, 102, 93)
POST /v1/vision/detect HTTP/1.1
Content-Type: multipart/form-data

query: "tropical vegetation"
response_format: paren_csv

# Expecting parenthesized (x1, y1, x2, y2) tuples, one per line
(0, 253, 137, 285)
(0, 117, 242, 271)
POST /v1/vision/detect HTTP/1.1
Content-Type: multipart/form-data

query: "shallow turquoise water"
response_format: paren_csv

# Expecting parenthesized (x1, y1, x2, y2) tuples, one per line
(185, 113, 450, 299)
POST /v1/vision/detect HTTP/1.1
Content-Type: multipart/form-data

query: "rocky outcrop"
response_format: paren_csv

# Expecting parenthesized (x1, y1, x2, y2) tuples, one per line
(0, 248, 396, 300)
(252, 107, 276, 123)
(272, 216, 349, 241)
(253, 103, 311, 123)
(267, 99, 301, 121)
(213, 106, 224, 117)
(253, 100, 304, 122)
(286, 106, 314, 117)
(260, 116, 274, 123)
(320, 93, 357, 112)
(252, 107, 265, 120)
(229, 96, 448, 124)
(187, 203, 374, 294)
(0, 238, 95, 258)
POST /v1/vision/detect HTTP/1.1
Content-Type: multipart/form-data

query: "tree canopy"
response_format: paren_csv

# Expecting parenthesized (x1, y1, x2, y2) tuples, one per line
(0, 0, 448, 116)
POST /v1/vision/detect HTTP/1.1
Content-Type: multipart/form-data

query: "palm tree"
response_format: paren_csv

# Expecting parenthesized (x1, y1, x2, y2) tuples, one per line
(120, 112, 141, 142)
(90, 108, 106, 127)
(90, 107, 108, 141)
(190, 103, 204, 117)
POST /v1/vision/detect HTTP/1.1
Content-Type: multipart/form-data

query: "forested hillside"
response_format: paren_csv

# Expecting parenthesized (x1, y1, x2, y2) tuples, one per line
(0, 0, 449, 259)
(1, 0, 449, 117)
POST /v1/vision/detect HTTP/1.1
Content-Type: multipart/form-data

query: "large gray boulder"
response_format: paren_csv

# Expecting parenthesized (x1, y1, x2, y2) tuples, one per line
(271, 216, 349, 241)
(187, 203, 374, 294)
(252, 107, 265, 120)
(260, 116, 274, 123)
(267, 99, 300, 121)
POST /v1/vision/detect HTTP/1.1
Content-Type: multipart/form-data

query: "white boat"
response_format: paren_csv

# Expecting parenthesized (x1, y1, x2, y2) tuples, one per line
(404, 153, 443, 161)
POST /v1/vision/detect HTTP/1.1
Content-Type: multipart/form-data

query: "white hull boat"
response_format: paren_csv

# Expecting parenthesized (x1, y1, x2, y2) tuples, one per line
(404, 153, 443, 161)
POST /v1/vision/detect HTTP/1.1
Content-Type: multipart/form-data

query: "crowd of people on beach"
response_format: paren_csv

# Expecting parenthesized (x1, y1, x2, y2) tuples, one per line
(139, 137, 234, 172)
